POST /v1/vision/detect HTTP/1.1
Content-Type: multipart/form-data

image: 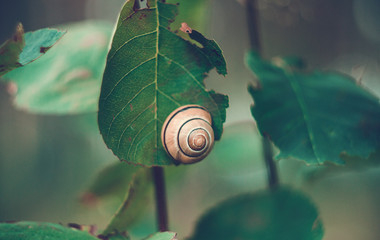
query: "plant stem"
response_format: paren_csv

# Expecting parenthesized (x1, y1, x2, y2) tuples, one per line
(263, 137, 279, 189)
(246, 0, 261, 53)
(152, 167, 169, 231)
(246, 0, 279, 189)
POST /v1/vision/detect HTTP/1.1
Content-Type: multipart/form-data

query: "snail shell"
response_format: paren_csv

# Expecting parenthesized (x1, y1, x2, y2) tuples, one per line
(161, 105, 214, 164)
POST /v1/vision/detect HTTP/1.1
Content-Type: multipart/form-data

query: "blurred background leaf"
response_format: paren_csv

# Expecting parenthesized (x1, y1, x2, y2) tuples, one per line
(0, 23, 64, 77)
(103, 168, 153, 235)
(81, 163, 141, 206)
(247, 50, 380, 166)
(190, 187, 323, 240)
(1, 21, 113, 114)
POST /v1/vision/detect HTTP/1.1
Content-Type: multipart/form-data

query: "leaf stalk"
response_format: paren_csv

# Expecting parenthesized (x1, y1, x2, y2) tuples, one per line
(152, 167, 169, 231)
(246, 0, 279, 189)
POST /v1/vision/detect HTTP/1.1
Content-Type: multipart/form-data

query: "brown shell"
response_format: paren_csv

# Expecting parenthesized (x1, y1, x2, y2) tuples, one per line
(161, 105, 214, 164)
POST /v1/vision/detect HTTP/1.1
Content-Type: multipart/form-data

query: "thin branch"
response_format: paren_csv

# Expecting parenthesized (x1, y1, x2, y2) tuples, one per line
(152, 167, 169, 231)
(246, 0, 279, 189)
(245, 0, 261, 53)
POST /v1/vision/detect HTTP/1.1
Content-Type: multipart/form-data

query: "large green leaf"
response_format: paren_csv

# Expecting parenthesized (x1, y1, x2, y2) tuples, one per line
(103, 168, 153, 235)
(190, 188, 323, 240)
(2, 21, 113, 114)
(0, 23, 64, 77)
(247, 51, 380, 165)
(98, 0, 228, 166)
(0, 222, 99, 240)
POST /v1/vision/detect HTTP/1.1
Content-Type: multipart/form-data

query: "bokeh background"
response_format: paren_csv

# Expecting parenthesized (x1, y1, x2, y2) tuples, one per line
(0, 0, 379, 239)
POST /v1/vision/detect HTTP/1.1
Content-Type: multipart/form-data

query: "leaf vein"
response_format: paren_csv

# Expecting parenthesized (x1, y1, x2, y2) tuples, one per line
(106, 82, 155, 140)
(118, 103, 155, 153)
(104, 57, 156, 101)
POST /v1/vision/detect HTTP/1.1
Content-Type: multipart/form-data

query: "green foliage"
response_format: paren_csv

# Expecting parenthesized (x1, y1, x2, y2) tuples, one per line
(98, 0, 228, 166)
(0, 222, 98, 240)
(2, 21, 113, 114)
(190, 188, 323, 240)
(0, 23, 64, 77)
(103, 168, 153, 235)
(247, 50, 380, 165)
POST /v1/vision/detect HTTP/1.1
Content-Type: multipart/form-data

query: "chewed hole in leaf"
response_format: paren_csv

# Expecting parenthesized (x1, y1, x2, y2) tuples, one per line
(135, 0, 148, 10)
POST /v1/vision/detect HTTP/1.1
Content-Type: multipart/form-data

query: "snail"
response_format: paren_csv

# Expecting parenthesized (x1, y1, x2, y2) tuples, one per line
(161, 105, 214, 164)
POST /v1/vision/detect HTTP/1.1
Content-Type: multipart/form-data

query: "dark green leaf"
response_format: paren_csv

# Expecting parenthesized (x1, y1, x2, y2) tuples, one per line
(0, 222, 98, 240)
(98, 0, 228, 166)
(103, 168, 153, 235)
(247, 50, 380, 165)
(144, 232, 177, 240)
(303, 149, 380, 182)
(190, 188, 323, 240)
(0, 23, 64, 77)
(2, 21, 113, 114)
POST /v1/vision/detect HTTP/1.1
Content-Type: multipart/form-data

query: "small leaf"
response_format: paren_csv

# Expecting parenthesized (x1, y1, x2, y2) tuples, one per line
(0, 222, 99, 240)
(190, 188, 323, 240)
(82, 162, 141, 205)
(98, 0, 228, 166)
(2, 21, 113, 114)
(247, 50, 380, 165)
(144, 232, 177, 240)
(103, 168, 153, 235)
(0, 23, 64, 77)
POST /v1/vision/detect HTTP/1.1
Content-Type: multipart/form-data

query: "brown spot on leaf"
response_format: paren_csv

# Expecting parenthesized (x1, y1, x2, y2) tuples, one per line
(40, 46, 51, 53)
(130, 103, 133, 111)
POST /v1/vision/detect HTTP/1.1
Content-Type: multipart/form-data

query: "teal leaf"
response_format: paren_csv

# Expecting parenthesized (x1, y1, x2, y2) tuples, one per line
(2, 21, 113, 114)
(0, 23, 64, 77)
(0, 222, 99, 240)
(98, 0, 228, 166)
(190, 188, 323, 240)
(247, 50, 380, 165)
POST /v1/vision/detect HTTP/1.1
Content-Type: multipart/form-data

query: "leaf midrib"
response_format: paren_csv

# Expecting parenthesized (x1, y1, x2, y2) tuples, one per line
(286, 70, 321, 164)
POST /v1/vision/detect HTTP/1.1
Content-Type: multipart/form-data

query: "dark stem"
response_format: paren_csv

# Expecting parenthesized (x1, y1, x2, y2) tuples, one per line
(263, 137, 279, 189)
(245, 0, 261, 52)
(246, 0, 279, 189)
(152, 167, 169, 232)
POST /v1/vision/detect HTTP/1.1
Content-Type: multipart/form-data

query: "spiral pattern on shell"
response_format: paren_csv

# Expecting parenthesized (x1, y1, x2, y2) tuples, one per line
(161, 105, 214, 164)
